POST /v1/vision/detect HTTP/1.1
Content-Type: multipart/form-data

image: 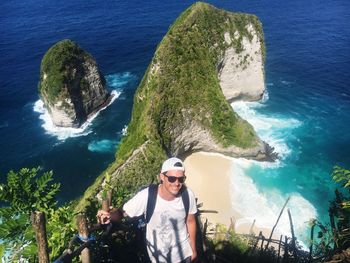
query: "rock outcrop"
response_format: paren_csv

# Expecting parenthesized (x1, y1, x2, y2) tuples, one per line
(38, 39, 110, 127)
(169, 116, 270, 160)
(143, 2, 269, 160)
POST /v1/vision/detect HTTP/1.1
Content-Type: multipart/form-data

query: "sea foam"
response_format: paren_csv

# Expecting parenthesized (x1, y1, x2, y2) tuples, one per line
(229, 93, 316, 245)
(230, 159, 317, 243)
(121, 125, 128, 136)
(105, 72, 135, 88)
(231, 99, 301, 160)
(88, 139, 118, 153)
(33, 90, 121, 140)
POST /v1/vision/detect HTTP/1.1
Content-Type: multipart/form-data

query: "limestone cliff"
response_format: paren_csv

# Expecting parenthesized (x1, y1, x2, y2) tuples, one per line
(38, 39, 110, 127)
(77, 2, 273, 211)
(218, 25, 265, 102)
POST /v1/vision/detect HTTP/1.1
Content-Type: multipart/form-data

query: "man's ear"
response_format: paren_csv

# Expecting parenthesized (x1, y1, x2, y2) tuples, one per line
(159, 173, 165, 183)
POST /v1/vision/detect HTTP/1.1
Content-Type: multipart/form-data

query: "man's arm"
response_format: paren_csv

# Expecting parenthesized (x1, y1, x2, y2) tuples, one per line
(187, 213, 197, 262)
(97, 188, 148, 224)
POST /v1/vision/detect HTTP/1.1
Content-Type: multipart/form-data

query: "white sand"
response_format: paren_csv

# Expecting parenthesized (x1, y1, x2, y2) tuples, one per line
(184, 152, 281, 239)
(184, 152, 237, 227)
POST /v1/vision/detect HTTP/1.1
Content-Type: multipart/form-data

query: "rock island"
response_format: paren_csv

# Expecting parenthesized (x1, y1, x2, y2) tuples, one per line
(38, 39, 111, 128)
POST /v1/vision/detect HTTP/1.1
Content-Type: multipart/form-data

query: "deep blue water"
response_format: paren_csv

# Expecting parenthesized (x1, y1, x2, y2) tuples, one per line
(1, 0, 350, 238)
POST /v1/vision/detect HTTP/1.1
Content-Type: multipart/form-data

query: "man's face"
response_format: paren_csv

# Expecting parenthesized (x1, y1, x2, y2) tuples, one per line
(160, 169, 186, 196)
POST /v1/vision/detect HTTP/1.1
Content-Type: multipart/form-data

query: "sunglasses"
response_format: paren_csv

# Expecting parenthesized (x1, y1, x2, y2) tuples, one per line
(163, 173, 186, 183)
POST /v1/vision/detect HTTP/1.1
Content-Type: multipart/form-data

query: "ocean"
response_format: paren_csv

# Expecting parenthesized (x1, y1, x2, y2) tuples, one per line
(1, 0, 350, 243)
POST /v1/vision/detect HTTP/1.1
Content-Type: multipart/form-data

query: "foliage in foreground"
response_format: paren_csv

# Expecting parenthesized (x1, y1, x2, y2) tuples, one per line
(2, 165, 350, 262)
(308, 166, 350, 261)
(0, 168, 75, 262)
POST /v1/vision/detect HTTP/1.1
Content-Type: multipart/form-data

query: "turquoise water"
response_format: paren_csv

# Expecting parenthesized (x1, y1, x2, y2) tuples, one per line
(231, 97, 319, 243)
(230, 71, 350, 242)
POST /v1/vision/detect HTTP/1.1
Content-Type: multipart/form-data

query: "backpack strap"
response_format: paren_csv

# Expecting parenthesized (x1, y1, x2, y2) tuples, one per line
(181, 186, 190, 222)
(145, 184, 190, 223)
(145, 184, 159, 223)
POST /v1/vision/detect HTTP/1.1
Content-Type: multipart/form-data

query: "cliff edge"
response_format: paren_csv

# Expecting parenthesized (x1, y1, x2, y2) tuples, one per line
(38, 39, 110, 127)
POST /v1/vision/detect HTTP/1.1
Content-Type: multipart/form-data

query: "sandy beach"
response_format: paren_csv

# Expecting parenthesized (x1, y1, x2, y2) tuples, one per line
(184, 152, 281, 238)
(184, 152, 237, 228)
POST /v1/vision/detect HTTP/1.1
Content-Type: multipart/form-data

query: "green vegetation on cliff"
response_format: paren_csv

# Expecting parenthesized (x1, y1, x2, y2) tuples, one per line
(76, 2, 266, 211)
(118, 2, 264, 160)
(129, 1, 264, 152)
(38, 39, 95, 105)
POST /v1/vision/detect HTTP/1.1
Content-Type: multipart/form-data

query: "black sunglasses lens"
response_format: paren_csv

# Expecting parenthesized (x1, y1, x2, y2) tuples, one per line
(166, 175, 186, 183)
(168, 176, 176, 183)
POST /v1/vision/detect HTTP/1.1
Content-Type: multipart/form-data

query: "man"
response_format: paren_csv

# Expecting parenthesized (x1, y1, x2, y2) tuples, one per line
(98, 157, 198, 263)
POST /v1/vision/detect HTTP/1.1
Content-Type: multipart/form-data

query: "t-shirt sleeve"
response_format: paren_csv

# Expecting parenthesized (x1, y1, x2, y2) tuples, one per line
(123, 188, 148, 218)
(187, 188, 198, 215)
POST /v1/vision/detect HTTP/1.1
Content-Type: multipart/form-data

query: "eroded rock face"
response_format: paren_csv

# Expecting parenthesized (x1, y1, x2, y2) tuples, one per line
(218, 24, 265, 102)
(169, 113, 271, 161)
(39, 40, 110, 127)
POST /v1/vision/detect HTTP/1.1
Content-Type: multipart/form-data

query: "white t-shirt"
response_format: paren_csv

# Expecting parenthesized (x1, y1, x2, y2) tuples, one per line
(123, 185, 197, 263)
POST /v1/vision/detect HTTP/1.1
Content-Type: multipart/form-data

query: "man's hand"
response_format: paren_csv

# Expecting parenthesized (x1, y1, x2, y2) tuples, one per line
(191, 251, 198, 262)
(97, 207, 124, 225)
(97, 210, 111, 225)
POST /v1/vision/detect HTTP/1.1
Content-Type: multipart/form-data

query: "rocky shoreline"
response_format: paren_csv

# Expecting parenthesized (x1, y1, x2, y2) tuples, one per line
(86, 92, 115, 120)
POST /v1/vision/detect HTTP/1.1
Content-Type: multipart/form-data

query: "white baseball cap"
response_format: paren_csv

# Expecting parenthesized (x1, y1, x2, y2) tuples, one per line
(161, 157, 185, 174)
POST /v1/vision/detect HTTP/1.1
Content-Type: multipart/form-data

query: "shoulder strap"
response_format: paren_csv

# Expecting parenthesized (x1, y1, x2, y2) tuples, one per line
(181, 186, 190, 222)
(146, 184, 190, 223)
(145, 184, 159, 223)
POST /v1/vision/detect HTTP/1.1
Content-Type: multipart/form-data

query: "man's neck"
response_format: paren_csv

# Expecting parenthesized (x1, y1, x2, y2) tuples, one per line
(158, 184, 177, 201)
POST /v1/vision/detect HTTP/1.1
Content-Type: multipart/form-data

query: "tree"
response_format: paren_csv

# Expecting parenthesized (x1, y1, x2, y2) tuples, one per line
(330, 166, 350, 251)
(0, 167, 60, 262)
(309, 166, 350, 261)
